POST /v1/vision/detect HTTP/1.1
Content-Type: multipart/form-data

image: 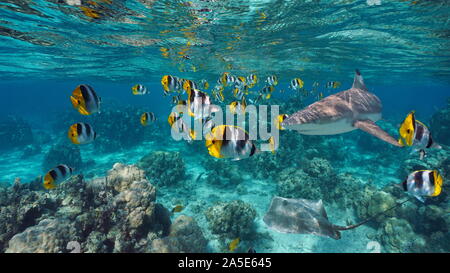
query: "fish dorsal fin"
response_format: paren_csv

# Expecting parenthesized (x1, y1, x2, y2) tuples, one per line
(352, 69, 367, 91)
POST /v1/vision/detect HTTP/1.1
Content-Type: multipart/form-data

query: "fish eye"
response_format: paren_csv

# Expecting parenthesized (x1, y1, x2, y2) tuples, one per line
(406, 129, 411, 133)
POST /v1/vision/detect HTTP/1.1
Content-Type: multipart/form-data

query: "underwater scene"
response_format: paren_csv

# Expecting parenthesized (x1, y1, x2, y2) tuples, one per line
(0, 0, 449, 254)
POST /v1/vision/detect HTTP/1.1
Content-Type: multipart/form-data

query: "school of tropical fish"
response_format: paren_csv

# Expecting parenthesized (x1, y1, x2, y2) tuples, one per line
(45, 70, 444, 243)
(1, 0, 449, 254)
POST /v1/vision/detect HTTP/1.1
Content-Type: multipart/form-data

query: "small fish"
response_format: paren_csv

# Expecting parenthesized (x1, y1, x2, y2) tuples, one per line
(168, 112, 196, 142)
(275, 114, 289, 130)
(182, 79, 198, 94)
(43, 164, 73, 190)
(161, 75, 181, 95)
(68, 122, 96, 144)
(171, 205, 184, 213)
(172, 95, 181, 105)
(266, 75, 278, 86)
(317, 92, 324, 100)
(131, 84, 148, 95)
(234, 76, 247, 89)
(218, 72, 234, 87)
(233, 86, 248, 100)
(70, 84, 101, 115)
(311, 81, 319, 94)
(229, 96, 247, 115)
(402, 170, 443, 202)
(187, 88, 220, 120)
(229, 238, 240, 252)
(140, 112, 156, 126)
(246, 74, 258, 87)
(326, 81, 341, 89)
(259, 86, 274, 99)
(398, 111, 441, 159)
(205, 125, 257, 160)
(200, 79, 209, 90)
(290, 78, 304, 90)
(212, 86, 225, 103)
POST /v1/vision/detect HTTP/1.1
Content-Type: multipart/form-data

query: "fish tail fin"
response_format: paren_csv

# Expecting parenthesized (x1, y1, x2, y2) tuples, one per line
(352, 69, 367, 91)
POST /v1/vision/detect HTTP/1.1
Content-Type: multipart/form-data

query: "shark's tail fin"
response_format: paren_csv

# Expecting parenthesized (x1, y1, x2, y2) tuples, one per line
(352, 69, 368, 91)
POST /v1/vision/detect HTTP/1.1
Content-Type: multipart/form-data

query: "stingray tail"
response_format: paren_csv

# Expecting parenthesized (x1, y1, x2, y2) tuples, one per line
(333, 197, 413, 231)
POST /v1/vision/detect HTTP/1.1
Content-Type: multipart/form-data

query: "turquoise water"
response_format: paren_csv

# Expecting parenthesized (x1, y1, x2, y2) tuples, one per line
(0, 0, 449, 253)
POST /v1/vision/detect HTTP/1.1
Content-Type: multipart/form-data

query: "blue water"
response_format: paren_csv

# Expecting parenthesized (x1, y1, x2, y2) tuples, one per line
(0, 0, 449, 253)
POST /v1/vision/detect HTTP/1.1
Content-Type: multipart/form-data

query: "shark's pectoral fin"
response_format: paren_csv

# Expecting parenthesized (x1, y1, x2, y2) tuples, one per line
(353, 119, 403, 147)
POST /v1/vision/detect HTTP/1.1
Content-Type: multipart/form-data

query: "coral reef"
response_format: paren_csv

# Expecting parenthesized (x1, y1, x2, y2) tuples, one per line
(1, 163, 207, 253)
(276, 157, 355, 205)
(356, 184, 450, 253)
(376, 217, 427, 253)
(137, 151, 186, 186)
(205, 200, 256, 239)
(0, 115, 33, 150)
(150, 215, 208, 253)
(430, 98, 450, 146)
(201, 157, 242, 186)
(42, 142, 83, 172)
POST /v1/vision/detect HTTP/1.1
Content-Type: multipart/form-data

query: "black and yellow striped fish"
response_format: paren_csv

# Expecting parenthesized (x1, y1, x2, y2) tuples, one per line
(403, 170, 443, 202)
(246, 74, 258, 88)
(205, 125, 257, 160)
(68, 122, 97, 144)
(326, 81, 341, 89)
(275, 114, 289, 130)
(141, 112, 156, 126)
(259, 86, 274, 99)
(290, 78, 304, 90)
(229, 96, 247, 115)
(168, 112, 196, 143)
(43, 164, 73, 190)
(398, 111, 441, 159)
(266, 75, 278, 86)
(182, 79, 198, 94)
(132, 84, 148, 95)
(161, 75, 181, 95)
(70, 84, 101, 115)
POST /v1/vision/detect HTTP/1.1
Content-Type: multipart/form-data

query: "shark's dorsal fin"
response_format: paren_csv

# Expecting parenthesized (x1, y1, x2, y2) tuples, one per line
(352, 69, 367, 91)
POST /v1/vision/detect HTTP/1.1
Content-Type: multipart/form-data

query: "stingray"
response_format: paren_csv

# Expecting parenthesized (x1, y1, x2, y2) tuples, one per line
(263, 196, 410, 240)
(281, 70, 402, 147)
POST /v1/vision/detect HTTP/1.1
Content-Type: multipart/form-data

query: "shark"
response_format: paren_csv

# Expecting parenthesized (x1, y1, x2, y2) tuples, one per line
(281, 69, 402, 147)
